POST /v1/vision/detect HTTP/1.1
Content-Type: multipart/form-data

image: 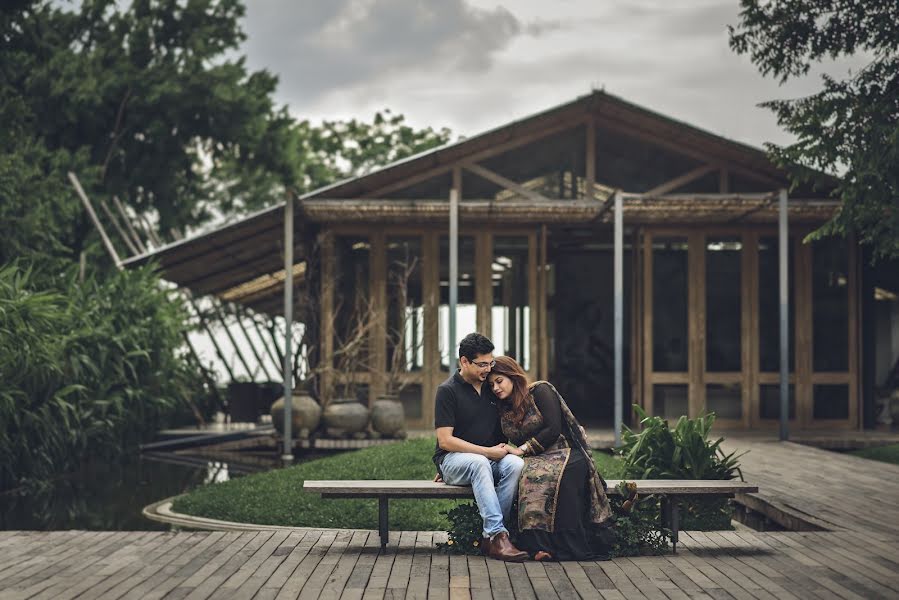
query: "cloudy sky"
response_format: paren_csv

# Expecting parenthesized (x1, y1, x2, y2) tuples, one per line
(238, 0, 867, 150)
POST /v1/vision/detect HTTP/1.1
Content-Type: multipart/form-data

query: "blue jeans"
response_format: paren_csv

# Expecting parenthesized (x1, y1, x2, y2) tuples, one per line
(440, 452, 524, 538)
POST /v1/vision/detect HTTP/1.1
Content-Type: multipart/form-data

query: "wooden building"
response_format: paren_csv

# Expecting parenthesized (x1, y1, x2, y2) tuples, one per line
(125, 91, 899, 432)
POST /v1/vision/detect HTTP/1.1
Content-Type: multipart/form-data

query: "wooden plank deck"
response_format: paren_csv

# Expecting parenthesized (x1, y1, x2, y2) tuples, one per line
(723, 437, 899, 535)
(1, 439, 898, 599)
(1, 528, 897, 599)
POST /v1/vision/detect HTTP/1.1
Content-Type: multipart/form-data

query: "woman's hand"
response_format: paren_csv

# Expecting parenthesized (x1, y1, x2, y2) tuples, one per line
(502, 443, 525, 457)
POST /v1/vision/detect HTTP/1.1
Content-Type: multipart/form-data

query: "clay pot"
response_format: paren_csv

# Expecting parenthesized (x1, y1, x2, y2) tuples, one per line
(270, 391, 321, 439)
(371, 394, 406, 438)
(322, 396, 370, 437)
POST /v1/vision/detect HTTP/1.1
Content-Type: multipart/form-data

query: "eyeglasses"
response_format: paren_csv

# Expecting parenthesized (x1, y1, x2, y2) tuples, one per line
(471, 360, 496, 369)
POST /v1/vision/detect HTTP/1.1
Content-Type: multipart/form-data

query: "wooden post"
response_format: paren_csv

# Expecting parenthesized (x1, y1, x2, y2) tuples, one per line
(320, 232, 335, 404)
(423, 232, 440, 426)
(67, 172, 122, 269)
(370, 231, 387, 404)
(476, 232, 491, 336)
(112, 195, 148, 254)
(99, 198, 139, 256)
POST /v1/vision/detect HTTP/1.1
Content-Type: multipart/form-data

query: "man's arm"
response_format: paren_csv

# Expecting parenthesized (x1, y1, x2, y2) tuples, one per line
(436, 427, 508, 460)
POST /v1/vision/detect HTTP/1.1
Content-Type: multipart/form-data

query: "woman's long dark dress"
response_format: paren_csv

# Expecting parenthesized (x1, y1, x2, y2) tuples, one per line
(503, 382, 612, 561)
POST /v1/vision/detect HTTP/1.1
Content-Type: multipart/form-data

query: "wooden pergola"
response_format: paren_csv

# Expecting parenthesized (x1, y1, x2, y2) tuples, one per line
(121, 91, 851, 449)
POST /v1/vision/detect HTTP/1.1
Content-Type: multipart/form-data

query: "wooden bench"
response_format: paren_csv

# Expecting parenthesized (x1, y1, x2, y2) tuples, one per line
(303, 479, 758, 553)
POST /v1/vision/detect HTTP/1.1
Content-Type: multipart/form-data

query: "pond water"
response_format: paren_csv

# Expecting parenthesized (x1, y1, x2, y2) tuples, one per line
(0, 453, 255, 531)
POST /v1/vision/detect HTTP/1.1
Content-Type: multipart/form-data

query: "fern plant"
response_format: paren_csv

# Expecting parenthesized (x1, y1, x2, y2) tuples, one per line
(618, 405, 744, 481)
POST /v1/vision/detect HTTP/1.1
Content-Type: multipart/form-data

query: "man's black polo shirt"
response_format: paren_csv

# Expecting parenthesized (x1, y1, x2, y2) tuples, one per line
(432, 370, 504, 473)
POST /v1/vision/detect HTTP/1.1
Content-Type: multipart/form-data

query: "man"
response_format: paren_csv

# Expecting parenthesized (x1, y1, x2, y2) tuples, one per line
(433, 332, 528, 562)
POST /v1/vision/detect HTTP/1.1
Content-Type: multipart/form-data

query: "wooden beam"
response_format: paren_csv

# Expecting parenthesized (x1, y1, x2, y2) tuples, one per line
(461, 161, 552, 203)
(99, 198, 139, 256)
(365, 119, 583, 199)
(597, 119, 785, 188)
(112, 195, 148, 254)
(643, 164, 718, 197)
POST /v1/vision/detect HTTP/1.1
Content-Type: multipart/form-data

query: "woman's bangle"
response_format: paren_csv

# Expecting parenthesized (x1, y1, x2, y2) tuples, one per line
(520, 442, 532, 456)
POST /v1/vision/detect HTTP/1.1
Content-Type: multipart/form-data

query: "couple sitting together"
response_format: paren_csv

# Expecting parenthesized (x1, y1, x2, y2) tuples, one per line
(433, 332, 614, 562)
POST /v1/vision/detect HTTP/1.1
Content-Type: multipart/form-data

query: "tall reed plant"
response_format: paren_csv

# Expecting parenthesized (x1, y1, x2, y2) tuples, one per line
(0, 262, 203, 491)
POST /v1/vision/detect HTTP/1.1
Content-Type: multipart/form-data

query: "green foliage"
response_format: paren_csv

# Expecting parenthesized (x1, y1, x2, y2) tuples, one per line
(616, 406, 745, 532)
(608, 495, 670, 557)
(437, 503, 484, 555)
(297, 110, 453, 190)
(172, 437, 466, 530)
(0, 262, 203, 490)
(435, 490, 671, 558)
(729, 0, 899, 261)
(618, 406, 744, 481)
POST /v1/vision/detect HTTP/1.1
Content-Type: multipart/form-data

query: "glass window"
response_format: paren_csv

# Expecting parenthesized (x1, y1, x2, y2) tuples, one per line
(812, 239, 849, 372)
(492, 236, 530, 370)
(706, 383, 741, 420)
(653, 384, 688, 421)
(759, 236, 795, 372)
(813, 384, 849, 419)
(706, 237, 742, 372)
(759, 384, 795, 419)
(439, 236, 476, 369)
(653, 238, 689, 372)
(386, 238, 423, 373)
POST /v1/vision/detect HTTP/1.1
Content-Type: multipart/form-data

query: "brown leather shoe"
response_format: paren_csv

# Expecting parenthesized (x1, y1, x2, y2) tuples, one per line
(487, 532, 529, 562)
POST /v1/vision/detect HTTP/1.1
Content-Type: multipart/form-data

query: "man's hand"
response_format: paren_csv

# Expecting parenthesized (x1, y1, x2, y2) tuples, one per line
(484, 444, 509, 461)
(433, 473, 443, 483)
(502, 443, 525, 457)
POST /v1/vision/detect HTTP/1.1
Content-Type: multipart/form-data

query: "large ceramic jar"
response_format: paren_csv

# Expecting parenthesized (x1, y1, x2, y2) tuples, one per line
(371, 394, 406, 438)
(322, 396, 370, 437)
(270, 390, 321, 439)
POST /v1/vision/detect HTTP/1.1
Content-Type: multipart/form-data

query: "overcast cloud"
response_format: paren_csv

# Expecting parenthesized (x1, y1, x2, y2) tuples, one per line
(240, 0, 870, 149)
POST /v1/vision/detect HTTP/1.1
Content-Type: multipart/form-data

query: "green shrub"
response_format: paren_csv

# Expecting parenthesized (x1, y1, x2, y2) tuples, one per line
(437, 493, 671, 558)
(618, 405, 744, 480)
(0, 262, 205, 490)
(616, 405, 746, 531)
(608, 495, 670, 557)
(437, 503, 483, 555)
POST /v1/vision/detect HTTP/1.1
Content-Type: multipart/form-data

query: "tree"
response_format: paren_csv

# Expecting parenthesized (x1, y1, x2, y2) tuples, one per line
(1, 1, 453, 266)
(729, 0, 899, 260)
(296, 110, 452, 193)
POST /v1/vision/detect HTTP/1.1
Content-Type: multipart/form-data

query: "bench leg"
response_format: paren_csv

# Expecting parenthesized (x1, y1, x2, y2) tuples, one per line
(379, 495, 389, 551)
(667, 497, 680, 554)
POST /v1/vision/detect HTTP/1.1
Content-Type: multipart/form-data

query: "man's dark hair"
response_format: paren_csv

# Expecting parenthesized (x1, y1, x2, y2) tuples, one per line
(458, 332, 494, 361)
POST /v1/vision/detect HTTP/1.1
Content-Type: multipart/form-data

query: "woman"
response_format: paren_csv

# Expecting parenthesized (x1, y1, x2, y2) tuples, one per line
(488, 356, 614, 561)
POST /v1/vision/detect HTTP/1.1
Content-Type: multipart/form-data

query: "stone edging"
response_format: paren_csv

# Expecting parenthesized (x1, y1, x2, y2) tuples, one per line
(142, 496, 357, 533)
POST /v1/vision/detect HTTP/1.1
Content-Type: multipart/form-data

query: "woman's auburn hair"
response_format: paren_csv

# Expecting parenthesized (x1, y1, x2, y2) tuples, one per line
(490, 356, 531, 425)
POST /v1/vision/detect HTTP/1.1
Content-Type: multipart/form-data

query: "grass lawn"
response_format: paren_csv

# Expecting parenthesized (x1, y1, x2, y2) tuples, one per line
(849, 443, 899, 466)
(171, 437, 626, 530)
